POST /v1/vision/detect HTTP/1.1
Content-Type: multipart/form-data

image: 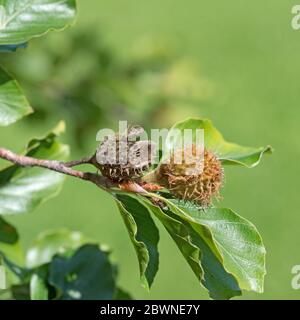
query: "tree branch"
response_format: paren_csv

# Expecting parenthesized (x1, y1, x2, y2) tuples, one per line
(0, 147, 115, 191)
(64, 156, 95, 167)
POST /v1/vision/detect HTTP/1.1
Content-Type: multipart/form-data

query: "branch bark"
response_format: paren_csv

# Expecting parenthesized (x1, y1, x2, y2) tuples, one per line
(0, 147, 114, 191)
(64, 156, 95, 167)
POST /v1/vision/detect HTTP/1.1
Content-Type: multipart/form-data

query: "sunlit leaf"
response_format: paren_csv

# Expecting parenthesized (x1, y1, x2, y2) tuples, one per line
(119, 194, 242, 299)
(115, 191, 265, 298)
(0, 66, 32, 126)
(0, 0, 77, 45)
(176, 203, 266, 293)
(30, 266, 48, 300)
(165, 118, 272, 167)
(143, 197, 242, 299)
(0, 122, 69, 215)
(164, 198, 266, 294)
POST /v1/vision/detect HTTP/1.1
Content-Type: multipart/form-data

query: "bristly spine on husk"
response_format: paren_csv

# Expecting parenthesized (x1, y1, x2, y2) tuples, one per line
(154, 145, 224, 207)
(93, 129, 224, 207)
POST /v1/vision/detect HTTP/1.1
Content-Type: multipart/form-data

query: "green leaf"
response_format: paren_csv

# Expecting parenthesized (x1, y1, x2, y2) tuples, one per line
(0, 243, 23, 268)
(115, 193, 160, 289)
(49, 244, 116, 300)
(115, 287, 133, 300)
(0, 66, 32, 126)
(182, 221, 242, 300)
(26, 229, 92, 269)
(165, 117, 272, 167)
(0, 251, 30, 280)
(0, 122, 69, 215)
(177, 203, 266, 293)
(134, 196, 204, 283)
(0, 43, 27, 52)
(0, 216, 18, 244)
(30, 266, 48, 300)
(11, 284, 30, 300)
(0, 216, 23, 264)
(162, 198, 266, 294)
(125, 194, 241, 300)
(116, 192, 265, 298)
(0, 0, 77, 45)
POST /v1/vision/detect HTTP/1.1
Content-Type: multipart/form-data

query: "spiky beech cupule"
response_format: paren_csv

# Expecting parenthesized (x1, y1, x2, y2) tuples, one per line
(93, 126, 156, 182)
(156, 146, 224, 206)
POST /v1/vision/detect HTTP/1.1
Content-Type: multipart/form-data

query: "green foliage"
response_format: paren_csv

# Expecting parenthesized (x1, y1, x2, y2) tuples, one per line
(0, 43, 27, 52)
(116, 194, 159, 289)
(26, 229, 91, 269)
(0, 216, 22, 264)
(30, 266, 48, 300)
(114, 193, 265, 300)
(0, 0, 77, 45)
(176, 204, 265, 293)
(0, 216, 18, 244)
(0, 31, 212, 147)
(0, 228, 132, 300)
(0, 66, 32, 126)
(115, 287, 133, 300)
(143, 198, 242, 300)
(165, 118, 272, 167)
(49, 244, 116, 300)
(0, 122, 69, 215)
(0, 1, 272, 300)
(111, 117, 270, 299)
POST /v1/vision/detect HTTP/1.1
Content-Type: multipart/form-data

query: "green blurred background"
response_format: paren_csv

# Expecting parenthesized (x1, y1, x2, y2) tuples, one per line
(0, 0, 299, 299)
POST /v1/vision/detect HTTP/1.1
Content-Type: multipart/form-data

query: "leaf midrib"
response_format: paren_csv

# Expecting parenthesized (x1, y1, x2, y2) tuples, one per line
(1, 0, 68, 28)
(1, 1, 33, 29)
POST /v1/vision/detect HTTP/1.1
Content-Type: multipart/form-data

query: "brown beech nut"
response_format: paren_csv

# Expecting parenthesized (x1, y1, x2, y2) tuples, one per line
(93, 127, 156, 182)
